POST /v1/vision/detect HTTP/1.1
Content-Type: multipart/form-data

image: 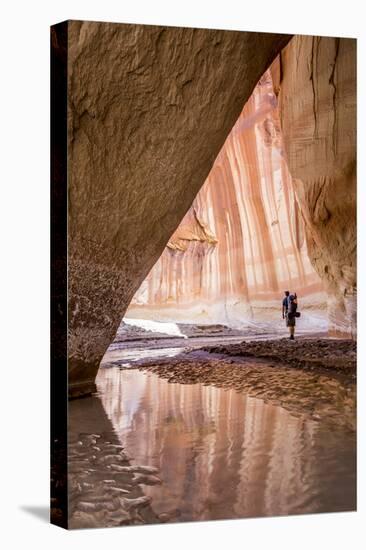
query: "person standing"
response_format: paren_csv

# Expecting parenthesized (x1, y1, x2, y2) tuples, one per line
(286, 293, 298, 340)
(282, 291, 290, 320)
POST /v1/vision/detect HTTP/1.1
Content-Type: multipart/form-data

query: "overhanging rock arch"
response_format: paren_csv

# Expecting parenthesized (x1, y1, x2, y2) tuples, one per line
(64, 21, 292, 397)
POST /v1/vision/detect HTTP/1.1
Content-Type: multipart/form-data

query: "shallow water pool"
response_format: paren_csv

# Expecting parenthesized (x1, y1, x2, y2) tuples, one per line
(67, 365, 356, 527)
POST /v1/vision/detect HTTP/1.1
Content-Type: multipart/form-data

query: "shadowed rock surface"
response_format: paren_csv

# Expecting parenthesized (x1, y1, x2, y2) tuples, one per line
(66, 21, 291, 396)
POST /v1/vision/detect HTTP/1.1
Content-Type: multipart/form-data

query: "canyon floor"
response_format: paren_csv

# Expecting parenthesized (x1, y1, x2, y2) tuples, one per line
(128, 325, 356, 432)
(137, 340, 356, 432)
(66, 322, 356, 528)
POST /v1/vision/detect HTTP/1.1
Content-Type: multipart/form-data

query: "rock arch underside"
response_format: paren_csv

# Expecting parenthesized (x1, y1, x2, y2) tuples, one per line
(66, 21, 356, 398)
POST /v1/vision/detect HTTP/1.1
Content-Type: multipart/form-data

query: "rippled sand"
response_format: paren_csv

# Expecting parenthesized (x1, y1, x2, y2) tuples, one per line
(68, 434, 162, 528)
(68, 397, 161, 529)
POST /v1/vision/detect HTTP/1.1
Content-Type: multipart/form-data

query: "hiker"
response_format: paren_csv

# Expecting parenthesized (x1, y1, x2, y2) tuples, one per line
(286, 293, 298, 340)
(282, 290, 290, 319)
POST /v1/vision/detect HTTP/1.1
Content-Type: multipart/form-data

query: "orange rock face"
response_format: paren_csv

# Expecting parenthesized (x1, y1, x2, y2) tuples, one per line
(128, 70, 326, 326)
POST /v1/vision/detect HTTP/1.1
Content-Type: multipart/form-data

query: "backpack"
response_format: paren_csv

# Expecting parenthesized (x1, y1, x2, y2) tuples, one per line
(288, 299, 300, 318)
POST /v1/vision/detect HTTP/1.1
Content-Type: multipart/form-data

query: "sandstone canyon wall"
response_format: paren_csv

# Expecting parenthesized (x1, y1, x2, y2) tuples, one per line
(65, 21, 291, 396)
(128, 70, 326, 326)
(275, 36, 356, 337)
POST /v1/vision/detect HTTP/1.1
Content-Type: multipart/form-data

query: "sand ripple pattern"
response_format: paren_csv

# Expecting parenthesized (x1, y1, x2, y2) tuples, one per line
(68, 432, 161, 528)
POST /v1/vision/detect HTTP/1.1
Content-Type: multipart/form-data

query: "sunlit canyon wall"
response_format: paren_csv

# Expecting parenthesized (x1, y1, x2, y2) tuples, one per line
(274, 36, 356, 338)
(127, 69, 326, 327)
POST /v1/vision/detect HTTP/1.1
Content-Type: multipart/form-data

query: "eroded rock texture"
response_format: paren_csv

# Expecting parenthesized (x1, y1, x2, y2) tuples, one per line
(128, 70, 325, 325)
(274, 37, 356, 337)
(66, 21, 291, 396)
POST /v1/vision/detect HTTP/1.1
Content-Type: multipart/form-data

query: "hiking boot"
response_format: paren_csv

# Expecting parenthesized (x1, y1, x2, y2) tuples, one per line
(290, 334, 294, 340)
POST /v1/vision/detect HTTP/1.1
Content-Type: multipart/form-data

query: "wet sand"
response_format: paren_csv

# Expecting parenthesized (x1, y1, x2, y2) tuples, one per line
(202, 338, 356, 376)
(137, 350, 356, 432)
(101, 321, 330, 367)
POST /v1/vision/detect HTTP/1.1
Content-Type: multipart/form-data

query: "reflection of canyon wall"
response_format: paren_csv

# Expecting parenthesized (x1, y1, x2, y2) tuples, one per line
(274, 37, 356, 337)
(98, 369, 354, 519)
(63, 21, 291, 396)
(128, 71, 326, 326)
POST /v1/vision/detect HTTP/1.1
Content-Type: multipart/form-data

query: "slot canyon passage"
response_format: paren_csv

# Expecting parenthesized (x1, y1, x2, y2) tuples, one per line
(54, 22, 357, 528)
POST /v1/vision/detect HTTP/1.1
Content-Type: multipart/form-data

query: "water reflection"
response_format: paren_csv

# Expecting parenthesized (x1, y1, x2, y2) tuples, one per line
(96, 368, 356, 522)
